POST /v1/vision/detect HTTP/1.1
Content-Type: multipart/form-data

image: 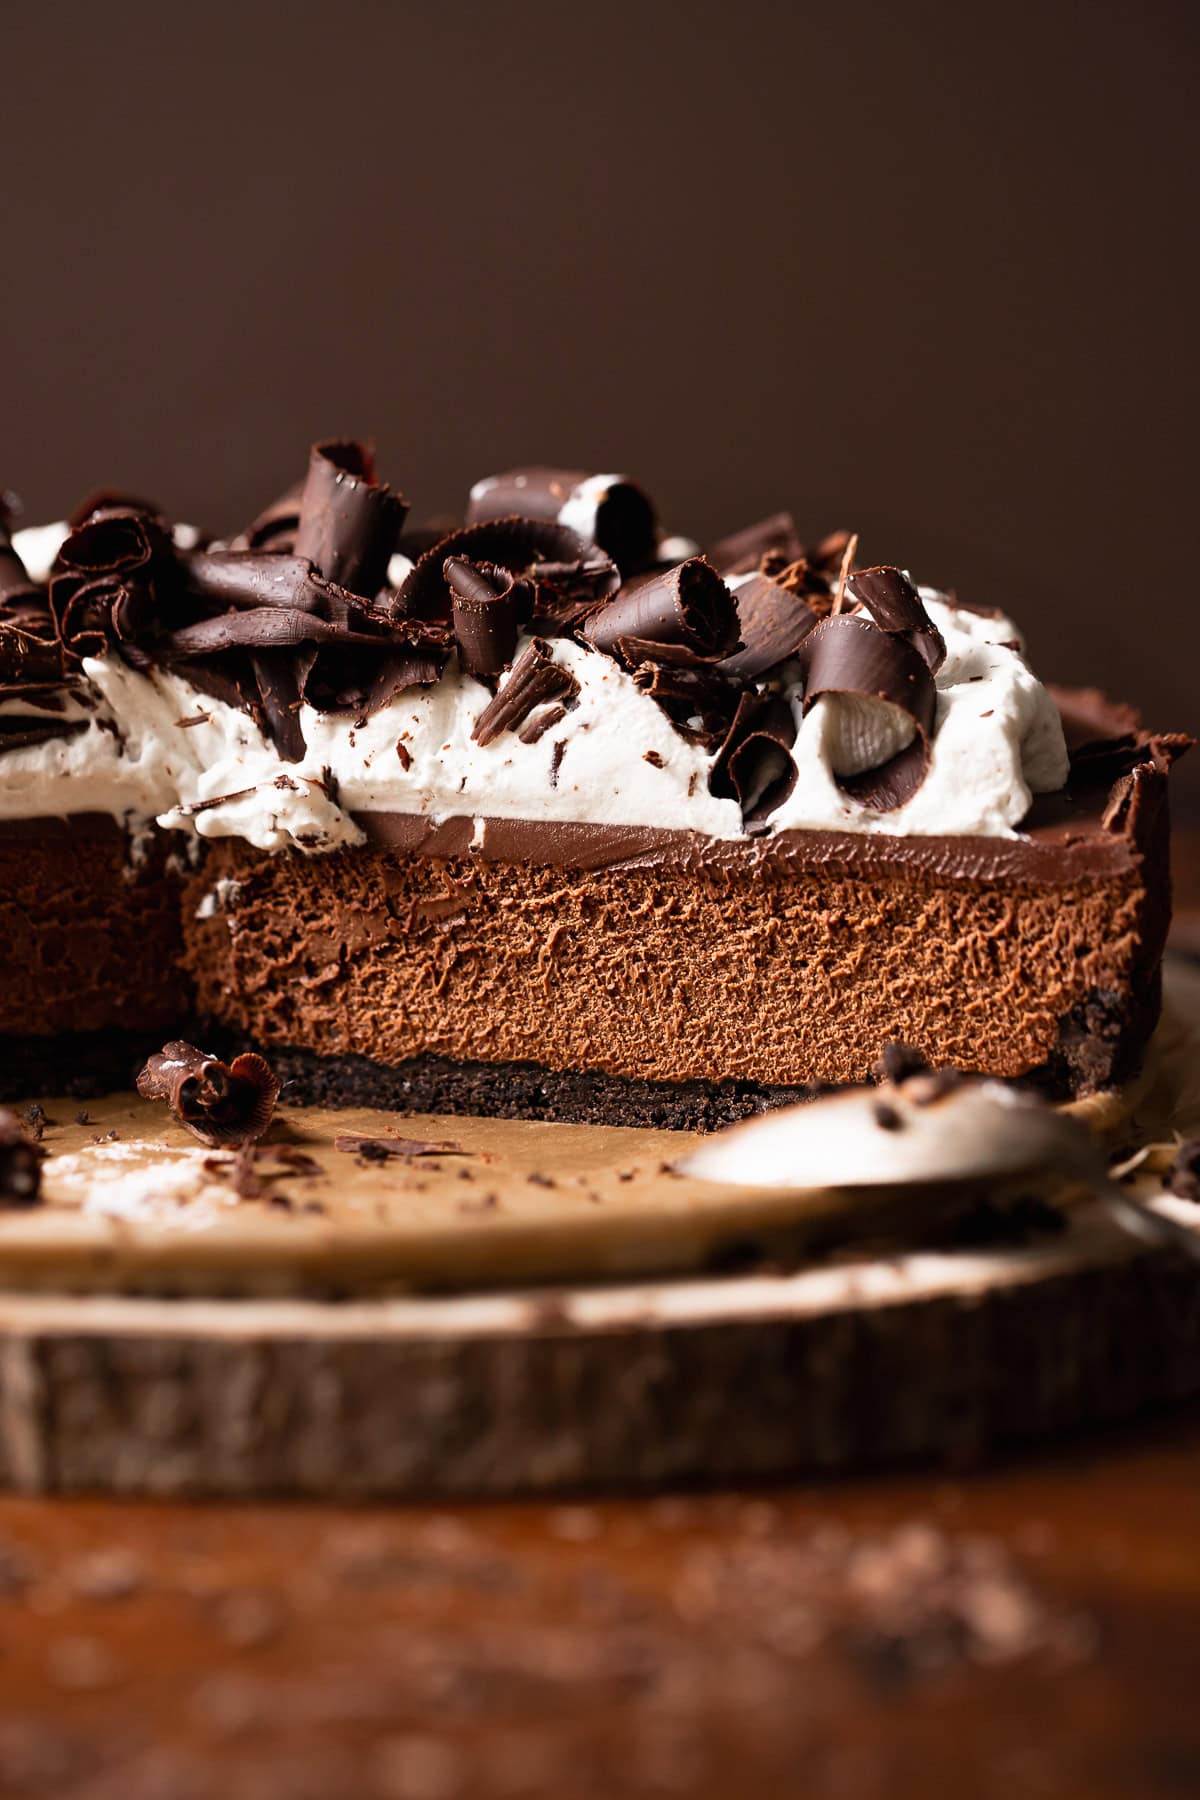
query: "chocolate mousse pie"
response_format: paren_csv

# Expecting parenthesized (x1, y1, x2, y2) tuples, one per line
(0, 445, 1189, 1126)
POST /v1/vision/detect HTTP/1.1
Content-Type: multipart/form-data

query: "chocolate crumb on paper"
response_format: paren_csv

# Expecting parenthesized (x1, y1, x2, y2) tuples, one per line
(0, 1110, 43, 1207)
(333, 1134, 466, 1163)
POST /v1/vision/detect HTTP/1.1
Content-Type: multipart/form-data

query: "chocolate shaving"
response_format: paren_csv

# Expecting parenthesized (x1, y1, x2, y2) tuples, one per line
(711, 691, 798, 822)
(50, 503, 180, 662)
(0, 1111, 43, 1208)
(798, 612, 938, 811)
(583, 558, 738, 667)
(250, 650, 306, 763)
(708, 513, 804, 578)
(395, 518, 614, 625)
(230, 481, 304, 553)
(136, 1041, 280, 1147)
(472, 638, 579, 746)
(0, 717, 88, 751)
(445, 557, 519, 676)
(718, 574, 818, 681)
(333, 1134, 465, 1161)
(182, 551, 336, 616)
(846, 565, 945, 674)
(293, 440, 408, 599)
(631, 661, 740, 748)
(467, 468, 658, 573)
(517, 702, 567, 744)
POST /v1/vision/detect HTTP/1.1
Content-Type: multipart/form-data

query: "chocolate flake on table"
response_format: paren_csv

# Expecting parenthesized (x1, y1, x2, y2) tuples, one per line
(583, 558, 739, 668)
(1167, 1139, 1200, 1204)
(293, 440, 408, 600)
(472, 639, 580, 746)
(395, 517, 617, 627)
(21, 1102, 49, 1141)
(0, 1111, 43, 1208)
(136, 1041, 280, 1147)
(797, 608, 939, 811)
(711, 692, 798, 822)
(332, 1134, 466, 1162)
(718, 573, 819, 681)
(466, 468, 658, 574)
(445, 557, 519, 676)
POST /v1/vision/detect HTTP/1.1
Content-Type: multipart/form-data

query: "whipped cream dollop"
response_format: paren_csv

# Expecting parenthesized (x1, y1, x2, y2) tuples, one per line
(0, 526, 1068, 852)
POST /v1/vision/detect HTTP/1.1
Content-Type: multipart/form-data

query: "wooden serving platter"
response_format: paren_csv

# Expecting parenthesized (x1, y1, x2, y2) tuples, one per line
(0, 965, 1196, 1496)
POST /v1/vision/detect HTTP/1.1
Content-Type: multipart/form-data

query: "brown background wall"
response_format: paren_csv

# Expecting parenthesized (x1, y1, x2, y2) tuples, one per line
(3, 0, 1196, 813)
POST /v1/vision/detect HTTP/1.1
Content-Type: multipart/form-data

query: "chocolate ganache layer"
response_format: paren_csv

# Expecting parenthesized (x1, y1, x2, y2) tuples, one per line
(0, 442, 1190, 1119)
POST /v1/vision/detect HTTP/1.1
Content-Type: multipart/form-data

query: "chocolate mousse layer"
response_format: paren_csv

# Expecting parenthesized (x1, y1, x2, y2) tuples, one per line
(0, 816, 190, 1098)
(180, 725, 1176, 1123)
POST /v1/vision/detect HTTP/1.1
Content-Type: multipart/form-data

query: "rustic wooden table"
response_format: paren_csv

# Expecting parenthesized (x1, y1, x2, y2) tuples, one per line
(0, 831, 1195, 1800)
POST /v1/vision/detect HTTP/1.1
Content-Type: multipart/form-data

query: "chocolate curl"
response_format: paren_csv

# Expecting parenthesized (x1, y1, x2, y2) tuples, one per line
(799, 613, 938, 811)
(395, 518, 613, 625)
(711, 691, 798, 822)
(293, 441, 408, 599)
(250, 650, 306, 762)
(472, 638, 580, 747)
(183, 551, 336, 615)
(50, 504, 179, 661)
(445, 557, 518, 676)
(630, 662, 740, 748)
(525, 556, 621, 634)
(154, 608, 392, 657)
(230, 480, 304, 553)
(467, 468, 658, 573)
(707, 513, 804, 579)
(718, 574, 818, 681)
(0, 1110, 43, 1209)
(136, 1041, 280, 1148)
(296, 635, 448, 717)
(582, 558, 738, 668)
(0, 599, 63, 690)
(846, 565, 945, 675)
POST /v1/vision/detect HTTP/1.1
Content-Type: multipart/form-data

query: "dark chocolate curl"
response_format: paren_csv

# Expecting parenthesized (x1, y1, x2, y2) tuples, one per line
(799, 613, 938, 811)
(630, 662, 740, 748)
(231, 481, 304, 553)
(0, 598, 63, 689)
(0, 1110, 43, 1208)
(711, 692, 798, 822)
(707, 513, 804, 579)
(250, 650, 306, 763)
(472, 639, 579, 747)
(293, 440, 408, 599)
(155, 608, 392, 658)
(846, 565, 946, 675)
(50, 504, 179, 661)
(395, 518, 611, 624)
(445, 558, 519, 676)
(183, 551, 335, 615)
(467, 468, 658, 574)
(583, 559, 738, 667)
(718, 574, 819, 681)
(136, 1041, 280, 1148)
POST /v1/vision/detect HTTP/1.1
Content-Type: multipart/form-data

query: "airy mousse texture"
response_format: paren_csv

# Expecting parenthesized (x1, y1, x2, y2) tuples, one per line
(0, 445, 1189, 1121)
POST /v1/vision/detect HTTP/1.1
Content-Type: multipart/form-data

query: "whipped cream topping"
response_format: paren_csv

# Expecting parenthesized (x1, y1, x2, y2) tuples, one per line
(0, 529, 1068, 852)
